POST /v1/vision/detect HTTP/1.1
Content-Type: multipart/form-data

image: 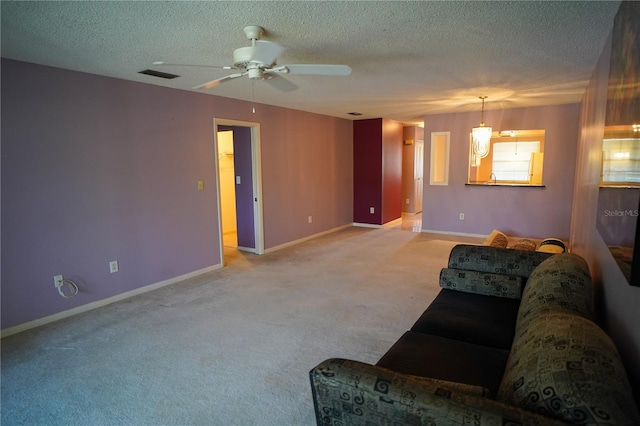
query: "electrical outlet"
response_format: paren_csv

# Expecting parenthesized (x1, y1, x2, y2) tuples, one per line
(109, 260, 119, 273)
(54, 275, 63, 288)
(197, 180, 204, 190)
(370, 207, 375, 214)
(308, 216, 312, 223)
(405, 198, 410, 205)
(459, 213, 465, 220)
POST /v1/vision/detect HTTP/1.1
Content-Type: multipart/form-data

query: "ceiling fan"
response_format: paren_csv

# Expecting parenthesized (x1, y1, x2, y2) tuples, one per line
(154, 25, 352, 91)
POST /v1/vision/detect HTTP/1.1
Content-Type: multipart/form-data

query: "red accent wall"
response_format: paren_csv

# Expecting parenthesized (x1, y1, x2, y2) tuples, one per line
(382, 120, 403, 224)
(353, 118, 403, 225)
(353, 119, 383, 224)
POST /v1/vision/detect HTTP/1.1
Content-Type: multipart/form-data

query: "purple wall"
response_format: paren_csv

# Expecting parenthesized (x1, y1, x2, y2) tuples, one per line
(422, 104, 580, 240)
(231, 126, 255, 249)
(570, 3, 640, 397)
(259, 109, 353, 248)
(1, 59, 353, 330)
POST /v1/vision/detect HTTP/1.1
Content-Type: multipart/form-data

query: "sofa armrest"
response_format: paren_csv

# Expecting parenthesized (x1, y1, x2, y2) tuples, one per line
(440, 267, 524, 299)
(310, 358, 567, 425)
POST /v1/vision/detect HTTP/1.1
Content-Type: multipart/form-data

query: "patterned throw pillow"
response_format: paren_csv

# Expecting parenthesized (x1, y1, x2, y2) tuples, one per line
(537, 238, 566, 253)
(497, 313, 640, 425)
(484, 229, 509, 248)
(510, 239, 537, 251)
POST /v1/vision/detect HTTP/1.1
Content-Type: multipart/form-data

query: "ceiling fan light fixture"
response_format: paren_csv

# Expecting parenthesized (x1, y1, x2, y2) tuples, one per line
(472, 96, 492, 158)
(247, 68, 264, 80)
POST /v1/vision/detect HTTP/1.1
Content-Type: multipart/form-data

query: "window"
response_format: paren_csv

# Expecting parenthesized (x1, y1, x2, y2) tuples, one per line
(601, 137, 640, 185)
(492, 141, 540, 182)
(430, 132, 449, 185)
(467, 129, 545, 186)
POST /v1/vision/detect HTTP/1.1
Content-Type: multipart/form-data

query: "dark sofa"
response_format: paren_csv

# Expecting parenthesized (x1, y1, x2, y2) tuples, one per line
(310, 244, 640, 425)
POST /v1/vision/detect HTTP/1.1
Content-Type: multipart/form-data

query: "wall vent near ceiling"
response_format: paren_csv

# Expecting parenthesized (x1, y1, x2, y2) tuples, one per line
(138, 69, 180, 79)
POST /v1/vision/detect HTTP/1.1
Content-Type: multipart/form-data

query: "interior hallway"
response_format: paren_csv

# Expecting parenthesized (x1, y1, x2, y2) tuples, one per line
(399, 213, 423, 233)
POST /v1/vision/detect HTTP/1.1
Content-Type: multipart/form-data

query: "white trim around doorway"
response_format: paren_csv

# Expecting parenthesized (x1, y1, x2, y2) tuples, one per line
(213, 118, 265, 266)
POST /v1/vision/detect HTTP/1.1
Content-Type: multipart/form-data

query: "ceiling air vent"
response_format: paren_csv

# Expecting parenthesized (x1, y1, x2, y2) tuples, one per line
(138, 69, 180, 79)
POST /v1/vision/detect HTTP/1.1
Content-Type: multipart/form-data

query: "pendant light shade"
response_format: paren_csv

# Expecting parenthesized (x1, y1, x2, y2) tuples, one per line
(472, 96, 492, 158)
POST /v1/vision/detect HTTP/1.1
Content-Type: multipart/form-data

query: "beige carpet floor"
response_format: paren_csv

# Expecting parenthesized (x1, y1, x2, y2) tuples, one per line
(1, 226, 478, 425)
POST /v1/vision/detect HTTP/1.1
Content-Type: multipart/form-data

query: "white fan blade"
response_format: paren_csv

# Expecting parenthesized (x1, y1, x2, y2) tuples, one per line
(252, 40, 285, 65)
(265, 75, 298, 92)
(283, 64, 352, 76)
(193, 73, 245, 90)
(153, 61, 233, 70)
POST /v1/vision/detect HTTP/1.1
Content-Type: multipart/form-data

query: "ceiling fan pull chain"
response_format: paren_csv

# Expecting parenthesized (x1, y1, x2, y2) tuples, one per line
(252, 81, 256, 113)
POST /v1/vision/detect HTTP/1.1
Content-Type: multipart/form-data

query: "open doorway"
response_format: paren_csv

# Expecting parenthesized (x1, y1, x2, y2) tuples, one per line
(213, 118, 264, 265)
(217, 130, 238, 248)
(399, 125, 425, 233)
(402, 125, 425, 216)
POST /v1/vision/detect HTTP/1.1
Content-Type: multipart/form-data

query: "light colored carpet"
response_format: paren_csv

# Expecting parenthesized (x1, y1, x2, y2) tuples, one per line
(1, 226, 474, 425)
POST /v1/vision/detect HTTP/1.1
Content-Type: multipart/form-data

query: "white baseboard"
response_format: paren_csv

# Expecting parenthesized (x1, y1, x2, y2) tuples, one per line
(421, 229, 488, 239)
(264, 224, 352, 254)
(354, 218, 402, 229)
(1, 263, 223, 338)
(236, 246, 256, 253)
(352, 222, 382, 228)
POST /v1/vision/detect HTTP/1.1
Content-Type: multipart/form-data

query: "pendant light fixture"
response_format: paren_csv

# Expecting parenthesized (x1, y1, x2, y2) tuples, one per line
(472, 96, 492, 158)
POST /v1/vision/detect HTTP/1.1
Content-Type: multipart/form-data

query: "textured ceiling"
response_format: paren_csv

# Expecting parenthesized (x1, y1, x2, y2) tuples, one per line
(1, 1, 621, 125)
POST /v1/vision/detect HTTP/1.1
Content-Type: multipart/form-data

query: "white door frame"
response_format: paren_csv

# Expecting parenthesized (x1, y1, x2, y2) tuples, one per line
(213, 118, 264, 264)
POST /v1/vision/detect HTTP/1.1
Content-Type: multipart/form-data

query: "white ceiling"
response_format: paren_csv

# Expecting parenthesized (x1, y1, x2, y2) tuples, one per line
(1, 1, 621, 125)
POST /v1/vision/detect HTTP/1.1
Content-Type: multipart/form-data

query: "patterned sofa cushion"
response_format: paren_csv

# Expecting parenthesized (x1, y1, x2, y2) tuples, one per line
(375, 331, 510, 396)
(448, 244, 553, 278)
(498, 313, 640, 425)
(516, 253, 593, 333)
(411, 289, 520, 350)
(440, 267, 525, 299)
